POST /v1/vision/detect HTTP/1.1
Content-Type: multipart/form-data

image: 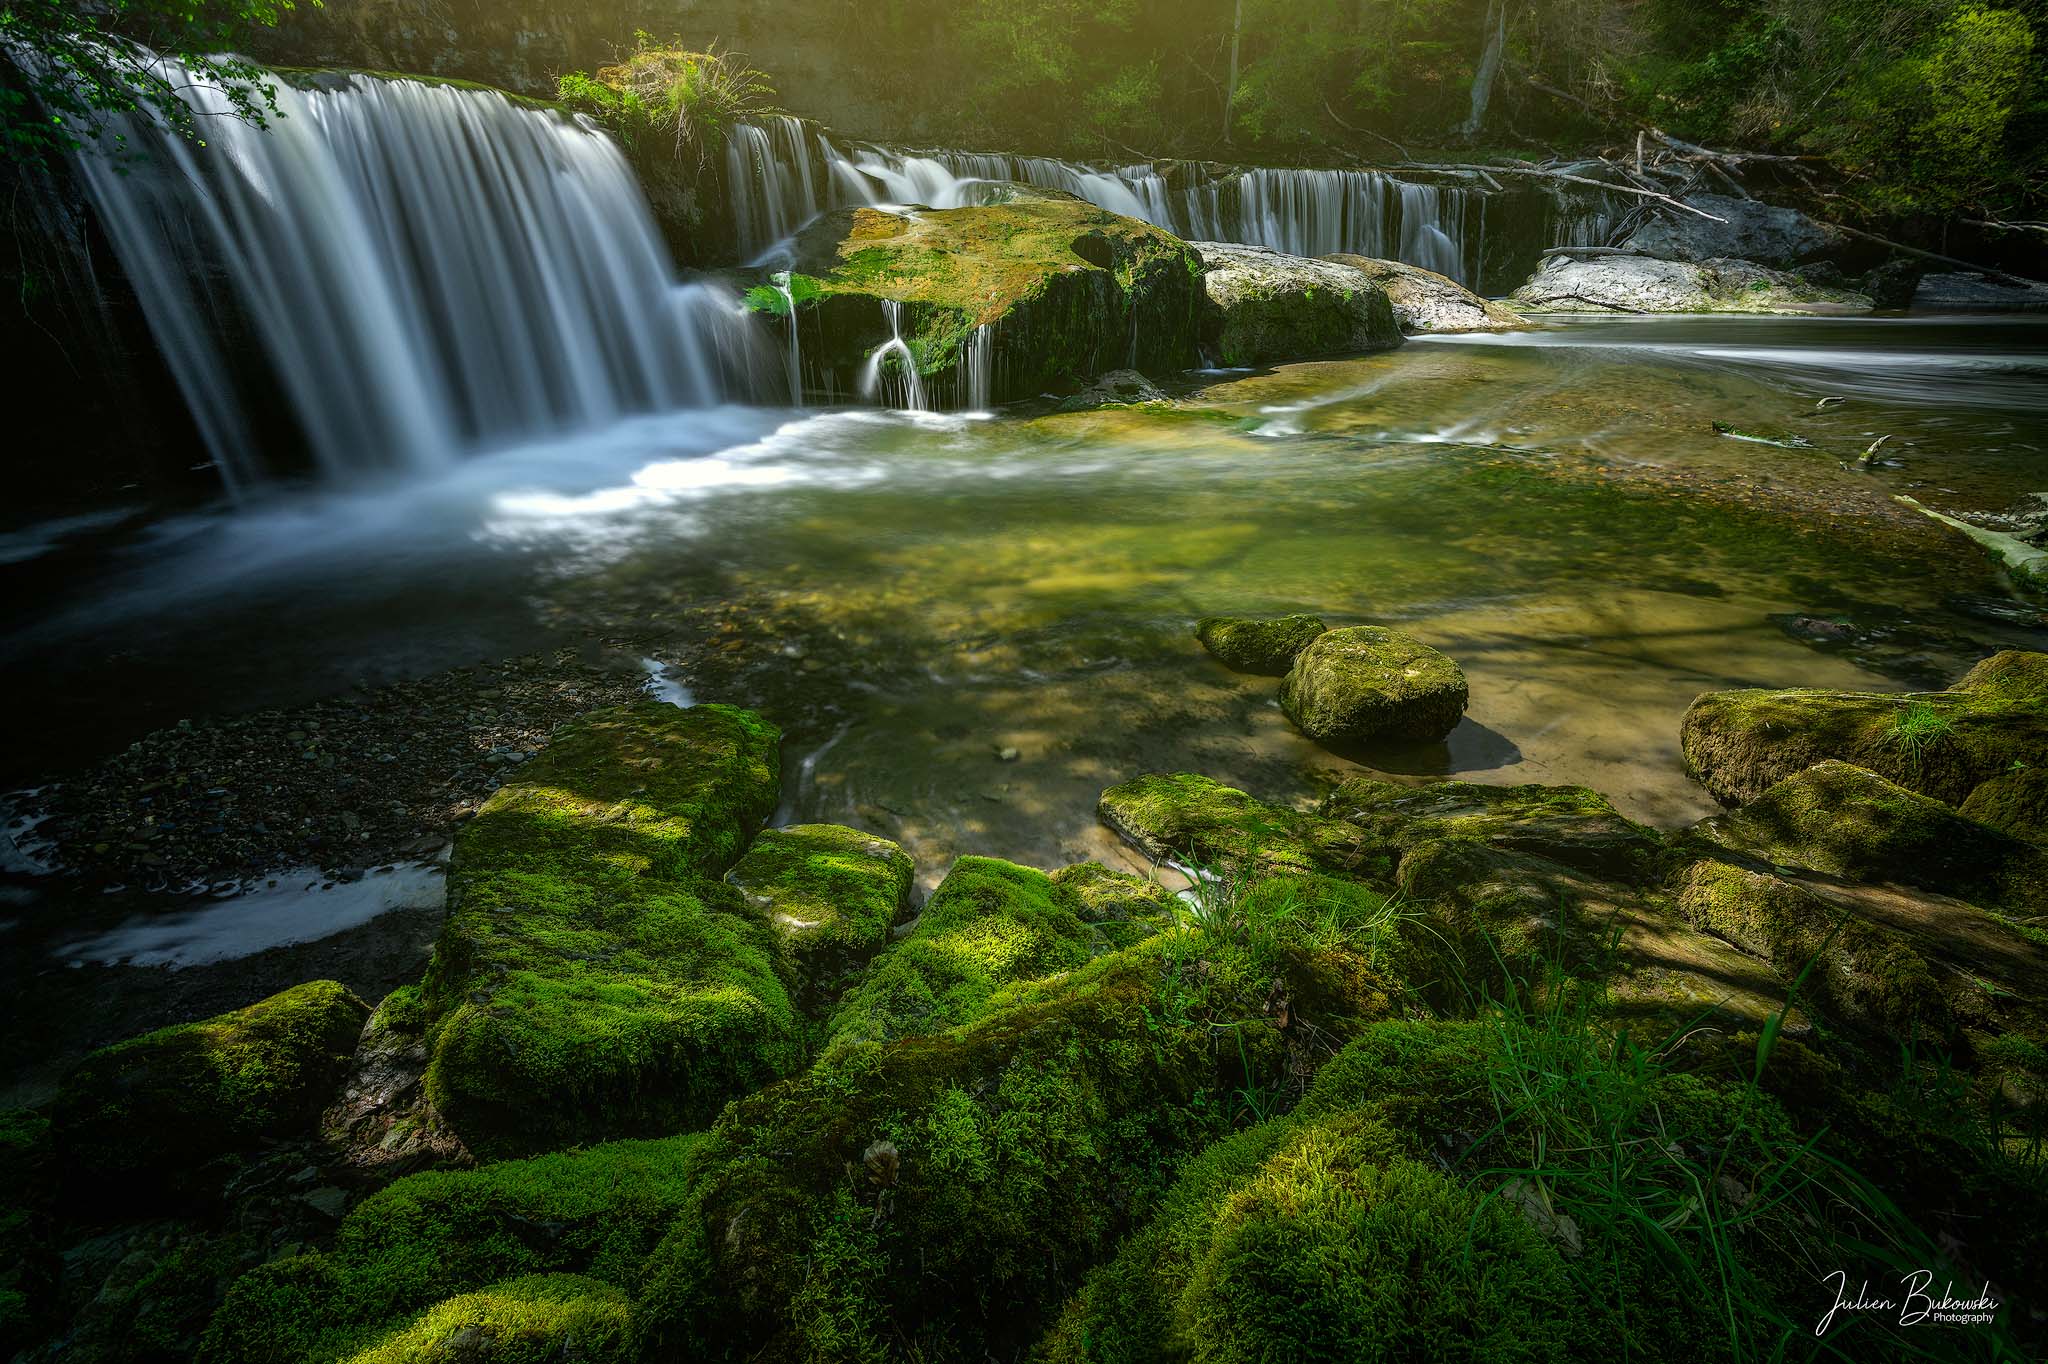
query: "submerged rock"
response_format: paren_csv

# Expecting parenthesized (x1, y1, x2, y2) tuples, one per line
(53, 980, 368, 1203)
(421, 701, 795, 1159)
(1510, 253, 1870, 314)
(1054, 367, 1169, 412)
(1322, 254, 1526, 333)
(1191, 242, 1402, 365)
(1279, 626, 1469, 746)
(757, 199, 1200, 404)
(1679, 650, 2048, 809)
(724, 823, 914, 1010)
(1620, 195, 1844, 268)
(1193, 613, 1327, 675)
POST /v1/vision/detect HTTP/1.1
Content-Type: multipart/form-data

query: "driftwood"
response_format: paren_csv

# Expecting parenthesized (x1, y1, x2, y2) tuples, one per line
(1828, 222, 2045, 288)
(1322, 99, 1411, 161)
(1540, 245, 1652, 258)
(1399, 162, 1728, 221)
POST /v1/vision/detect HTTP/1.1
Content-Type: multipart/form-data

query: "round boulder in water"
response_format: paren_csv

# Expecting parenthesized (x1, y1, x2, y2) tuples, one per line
(1195, 614, 1327, 675)
(1280, 626, 1469, 745)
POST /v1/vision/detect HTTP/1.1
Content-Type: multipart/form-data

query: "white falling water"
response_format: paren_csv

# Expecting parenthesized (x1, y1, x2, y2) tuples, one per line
(857, 301, 930, 411)
(958, 323, 996, 413)
(69, 63, 770, 489)
(724, 121, 1490, 285)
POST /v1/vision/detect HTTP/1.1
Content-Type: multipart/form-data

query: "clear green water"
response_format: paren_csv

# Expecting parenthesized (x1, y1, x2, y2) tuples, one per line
(4, 315, 2044, 887)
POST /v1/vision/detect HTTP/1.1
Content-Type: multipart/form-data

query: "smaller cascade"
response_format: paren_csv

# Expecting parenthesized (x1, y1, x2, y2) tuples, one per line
(857, 301, 930, 411)
(957, 323, 997, 412)
(770, 270, 804, 402)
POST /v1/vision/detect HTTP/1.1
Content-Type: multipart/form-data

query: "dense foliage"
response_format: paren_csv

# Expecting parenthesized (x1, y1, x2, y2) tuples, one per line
(557, 35, 776, 169)
(0, 0, 310, 167)
(832, 0, 2044, 218)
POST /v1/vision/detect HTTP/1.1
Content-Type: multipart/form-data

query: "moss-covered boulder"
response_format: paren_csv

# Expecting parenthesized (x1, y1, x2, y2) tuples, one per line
(1049, 861, 1178, 951)
(1096, 773, 1380, 881)
(822, 856, 1110, 1050)
(340, 1274, 633, 1364)
(1324, 254, 1527, 334)
(1704, 761, 2048, 912)
(53, 980, 368, 1201)
(755, 199, 1199, 405)
(1320, 777, 1666, 882)
(1679, 651, 2048, 808)
(638, 919, 1402, 1362)
(1279, 626, 1470, 747)
(1960, 764, 2048, 844)
(1193, 613, 1326, 675)
(422, 702, 795, 1159)
(202, 1135, 699, 1364)
(725, 824, 914, 1011)
(1193, 242, 1401, 365)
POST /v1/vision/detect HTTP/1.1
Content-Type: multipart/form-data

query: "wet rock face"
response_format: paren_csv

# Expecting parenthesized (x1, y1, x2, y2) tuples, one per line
(1621, 195, 1845, 268)
(1510, 253, 1871, 313)
(1279, 626, 1470, 746)
(1322, 254, 1526, 333)
(1191, 242, 1402, 364)
(1194, 613, 1327, 675)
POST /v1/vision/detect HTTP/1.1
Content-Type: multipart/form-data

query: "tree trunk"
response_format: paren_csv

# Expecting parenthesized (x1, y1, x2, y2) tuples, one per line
(1224, 0, 1242, 143)
(1460, 0, 1506, 139)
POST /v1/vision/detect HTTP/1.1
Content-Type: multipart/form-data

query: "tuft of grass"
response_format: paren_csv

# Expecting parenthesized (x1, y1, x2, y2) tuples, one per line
(1886, 700, 1957, 778)
(558, 35, 776, 168)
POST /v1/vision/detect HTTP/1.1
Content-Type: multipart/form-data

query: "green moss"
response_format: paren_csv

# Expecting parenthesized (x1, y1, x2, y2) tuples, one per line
(53, 980, 368, 1201)
(342, 1275, 632, 1364)
(0, 1112, 52, 1357)
(422, 702, 796, 1158)
(1192, 614, 1327, 675)
(725, 823, 914, 1008)
(1278, 626, 1470, 746)
(1674, 859, 1952, 1042)
(1049, 861, 1176, 951)
(1320, 778, 1666, 882)
(203, 1136, 700, 1364)
(1961, 764, 2048, 844)
(1715, 761, 2048, 911)
(1096, 773, 1379, 881)
(823, 856, 1107, 1049)
(1681, 652, 2048, 807)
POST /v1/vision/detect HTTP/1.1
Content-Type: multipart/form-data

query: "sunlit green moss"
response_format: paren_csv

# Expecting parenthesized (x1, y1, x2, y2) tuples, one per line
(725, 823, 914, 1009)
(342, 1274, 633, 1364)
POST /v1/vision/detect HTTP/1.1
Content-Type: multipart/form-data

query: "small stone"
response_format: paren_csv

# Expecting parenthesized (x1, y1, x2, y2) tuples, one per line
(995, 746, 1021, 763)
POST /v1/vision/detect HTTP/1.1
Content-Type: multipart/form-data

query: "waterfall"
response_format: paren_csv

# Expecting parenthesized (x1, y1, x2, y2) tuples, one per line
(857, 301, 930, 411)
(726, 122, 1492, 285)
(69, 62, 769, 489)
(959, 323, 996, 412)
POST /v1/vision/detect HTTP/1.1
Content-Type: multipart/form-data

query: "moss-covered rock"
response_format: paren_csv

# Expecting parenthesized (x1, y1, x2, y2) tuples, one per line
(1049, 861, 1177, 952)
(53, 980, 368, 1202)
(725, 824, 914, 1011)
(1960, 764, 2048, 844)
(1324, 254, 1528, 334)
(202, 1136, 700, 1364)
(1679, 652, 2048, 808)
(1705, 761, 2048, 912)
(1192, 613, 1326, 675)
(422, 702, 795, 1159)
(0, 1111, 54, 1356)
(639, 913, 1400, 1363)
(1319, 777, 1666, 882)
(1674, 859, 1955, 1042)
(1096, 773, 1379, 881)
(758, 199, 1200, 404)
(342, 1274, 633, 1364)
(322, 986, 470, 1182)
(1279, 626, 1470, 747)
(822, 856, 1108, 1050)
(1509, 254, 1870, 313)
(1192, 242, 1402, 366)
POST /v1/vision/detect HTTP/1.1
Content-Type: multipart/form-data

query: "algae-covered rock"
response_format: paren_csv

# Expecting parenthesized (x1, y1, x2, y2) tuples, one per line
(823, 855, 1105, 1049)
(1509, 254, 1870, 313)
(1960, 765, 2048, 844)
(54, 980, 368, 1199)
(1707, 761, 2048, 911)
(725, 823, 914, 1009)
(202, 1136, 699, 1364)
(1279, 626, 1469, 746)
(341, 1274, 632, 1364)
(758, 200, 1199, 404)
(1323, 254, 1527, 333)
(1096, 773, 1377, 880)
(1193, 613, 1327, 675)
(422, 701, 795, 1159)
(1193, 242, 1402, 365)
(1680, 652, 2048, 808)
